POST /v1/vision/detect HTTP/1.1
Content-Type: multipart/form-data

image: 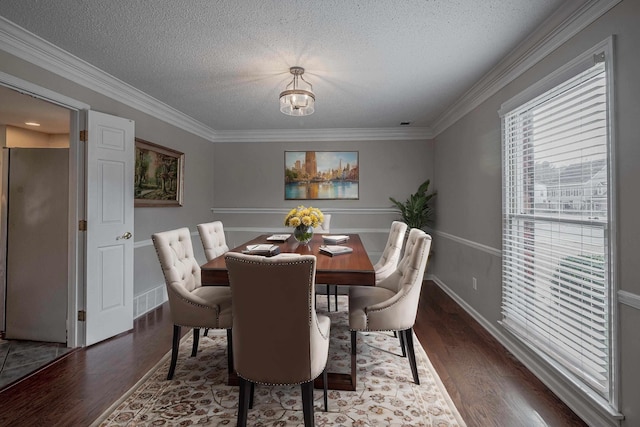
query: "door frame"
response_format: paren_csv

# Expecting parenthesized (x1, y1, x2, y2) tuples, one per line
(0, 71, 90, 347)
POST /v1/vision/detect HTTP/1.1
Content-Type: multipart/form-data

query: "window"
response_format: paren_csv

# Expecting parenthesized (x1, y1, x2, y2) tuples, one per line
(500, 40, 616, 409)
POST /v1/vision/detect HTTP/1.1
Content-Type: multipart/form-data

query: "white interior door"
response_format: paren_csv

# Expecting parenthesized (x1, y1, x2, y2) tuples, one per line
(5, 148, 69, 342)
(85, 110, 135, 346)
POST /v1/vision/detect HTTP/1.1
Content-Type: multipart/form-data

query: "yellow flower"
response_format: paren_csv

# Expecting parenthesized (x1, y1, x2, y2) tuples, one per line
(289, 217, 301, 227)
(284, 205, 324, 229)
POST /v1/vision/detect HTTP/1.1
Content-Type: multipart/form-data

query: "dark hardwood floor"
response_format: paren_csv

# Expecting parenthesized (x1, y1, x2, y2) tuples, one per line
(0, 281, 587, 426)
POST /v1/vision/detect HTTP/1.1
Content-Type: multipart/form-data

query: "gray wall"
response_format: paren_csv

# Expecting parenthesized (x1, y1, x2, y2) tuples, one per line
(211, 139, 434, 255)
(0, 50, 217, 305)
(430, 1, 639, 425)
(3, 2, 637, 423)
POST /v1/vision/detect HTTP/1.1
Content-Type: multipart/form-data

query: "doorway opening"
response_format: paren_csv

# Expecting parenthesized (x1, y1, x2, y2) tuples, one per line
(0, 84, 74, 389)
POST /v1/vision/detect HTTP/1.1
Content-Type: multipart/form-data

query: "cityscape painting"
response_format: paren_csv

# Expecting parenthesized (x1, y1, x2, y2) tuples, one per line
(285, 151, 359, 200)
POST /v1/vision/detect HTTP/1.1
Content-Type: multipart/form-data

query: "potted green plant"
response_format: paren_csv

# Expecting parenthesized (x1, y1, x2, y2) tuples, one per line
(389, 179, 436, 230)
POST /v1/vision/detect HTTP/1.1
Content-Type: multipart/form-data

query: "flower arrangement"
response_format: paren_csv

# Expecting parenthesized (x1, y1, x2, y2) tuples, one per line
(284, 205, 324, 229)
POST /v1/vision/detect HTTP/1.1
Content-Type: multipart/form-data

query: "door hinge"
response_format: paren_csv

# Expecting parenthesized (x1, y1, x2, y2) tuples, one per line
(79, 130, 88, 142)
(79, 220, 87, 231)
(78, 310, 86, 322)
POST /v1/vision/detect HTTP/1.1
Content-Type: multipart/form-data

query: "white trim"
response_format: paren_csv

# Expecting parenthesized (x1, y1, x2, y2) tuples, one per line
(618, 290, 640, 310)
(0, 72, 87, 348)
(433, 230, 502, 257)
(0, 71, 90, 111)
(1, 1, 620, 144)
(212, 127, 433, 143)
(498, 37, 614, 116)
(0, 16, 215, 142)
(0, 17, 432, 144)
(211, 207, 398, 215)
(432, 0, 621, 136)
(430, 275, 624, 426)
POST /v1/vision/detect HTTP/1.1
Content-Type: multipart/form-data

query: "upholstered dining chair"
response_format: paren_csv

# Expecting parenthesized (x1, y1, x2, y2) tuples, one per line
(348, 228, 432, 384)
(197, 221, 230, 261)
(374, 221, 408, 285)
(152, 227, 233, 380)
(225, 252, 330, 427)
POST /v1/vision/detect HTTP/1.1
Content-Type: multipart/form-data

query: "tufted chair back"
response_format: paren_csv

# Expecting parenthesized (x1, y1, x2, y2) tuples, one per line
(197, 221, 230, 261)
(348, 228, 431, 385)
(152, 227, 233, 380)
(362, 228, 432, 330)
(153, 227, 201, 293)
(225, 252, 330, 385)
(152, 227, 232, 329)
(373, 221, 408, 285)
(317, 213, 331, 233)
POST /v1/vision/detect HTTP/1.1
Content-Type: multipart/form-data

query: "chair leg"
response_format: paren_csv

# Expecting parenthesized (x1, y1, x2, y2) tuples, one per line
(237, 377, 251, 427)
(398, 330, 407, 357)
(323, 367, 328, 412)
(249, 381, 255, 409)
(191, 328, 200, 357)
(403, 328, 420, 384)
(301, 380, 315, 427)
(351, 330, 357, 356)
(351, 330, 358, 390)
(203, 328, 209, 336)
(227, 329, 234, 374)
(333, 285, 338, 310)
(326, 285, 332, 312)
(167, 324, 181, 380)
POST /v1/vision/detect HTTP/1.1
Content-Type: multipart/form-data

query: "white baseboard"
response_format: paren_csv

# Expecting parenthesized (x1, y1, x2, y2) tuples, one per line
(429, 274, 623, 427)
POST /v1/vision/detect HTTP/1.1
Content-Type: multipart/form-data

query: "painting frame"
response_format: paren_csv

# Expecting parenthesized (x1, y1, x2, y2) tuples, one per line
(134, 138, 184, 207)
(284, 151, 359, 200)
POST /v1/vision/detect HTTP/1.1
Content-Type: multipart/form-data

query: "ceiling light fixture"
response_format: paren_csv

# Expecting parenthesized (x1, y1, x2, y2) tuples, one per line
(25, 122, 41, 126)
(279, 66, 315, 116)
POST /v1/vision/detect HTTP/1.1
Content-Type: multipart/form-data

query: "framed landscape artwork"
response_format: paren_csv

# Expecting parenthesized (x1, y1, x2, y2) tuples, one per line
(134, 138, 184, 207)
(284, 151, 359, 200)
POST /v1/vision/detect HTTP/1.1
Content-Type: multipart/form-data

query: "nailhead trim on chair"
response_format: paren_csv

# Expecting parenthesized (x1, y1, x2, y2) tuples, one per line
(354, 234, 430, 332)
(167, 286, 222, 316)
(236, 372, 322, 386)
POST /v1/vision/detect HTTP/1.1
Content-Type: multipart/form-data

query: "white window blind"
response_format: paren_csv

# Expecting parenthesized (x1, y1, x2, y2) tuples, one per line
(501, 59, 612, 401)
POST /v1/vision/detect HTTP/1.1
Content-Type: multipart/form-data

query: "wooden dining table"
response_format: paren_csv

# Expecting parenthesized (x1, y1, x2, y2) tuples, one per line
(200, 233, 375, 391)
(201, 233, 375, 287)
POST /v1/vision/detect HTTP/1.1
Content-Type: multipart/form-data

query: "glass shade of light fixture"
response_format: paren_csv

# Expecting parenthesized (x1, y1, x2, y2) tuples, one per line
(279, 66, 315, 116)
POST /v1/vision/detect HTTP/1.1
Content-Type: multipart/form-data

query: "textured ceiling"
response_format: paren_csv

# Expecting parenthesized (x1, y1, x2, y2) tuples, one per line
(0, 0, 568, 133)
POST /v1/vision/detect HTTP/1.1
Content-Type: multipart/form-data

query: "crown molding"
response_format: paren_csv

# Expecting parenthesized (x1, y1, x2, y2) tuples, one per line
(211, 127, 433, 143)
(1, 0, 619, 144)
(0, 16, 216, 141)
(431, 0, 621, 137)
(0, 16, 432, 144)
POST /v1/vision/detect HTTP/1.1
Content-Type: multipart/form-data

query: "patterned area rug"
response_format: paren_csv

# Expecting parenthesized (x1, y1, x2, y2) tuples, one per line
(92, 296, 466, 426)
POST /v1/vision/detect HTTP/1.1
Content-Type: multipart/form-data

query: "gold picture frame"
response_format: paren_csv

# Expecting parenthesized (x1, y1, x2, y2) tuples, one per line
(134, 138, 184, 207)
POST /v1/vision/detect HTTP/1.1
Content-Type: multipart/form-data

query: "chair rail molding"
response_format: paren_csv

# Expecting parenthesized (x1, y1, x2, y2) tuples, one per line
(211, 207, 398, 215)
(433, 230, 502, 257)
(618, 290, 640, 310)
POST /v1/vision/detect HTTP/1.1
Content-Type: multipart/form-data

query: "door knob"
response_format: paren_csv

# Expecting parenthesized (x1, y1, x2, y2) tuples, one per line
(117, 231, 133, 240)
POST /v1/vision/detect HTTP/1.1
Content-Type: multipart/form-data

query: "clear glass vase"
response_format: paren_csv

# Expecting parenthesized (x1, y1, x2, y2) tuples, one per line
(293, 225, 314, 244)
